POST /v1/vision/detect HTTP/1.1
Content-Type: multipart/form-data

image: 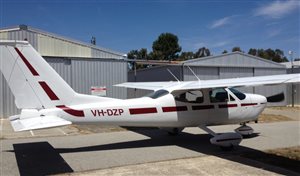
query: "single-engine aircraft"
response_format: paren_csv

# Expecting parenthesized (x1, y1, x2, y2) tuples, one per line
(0, 40, 299, 149)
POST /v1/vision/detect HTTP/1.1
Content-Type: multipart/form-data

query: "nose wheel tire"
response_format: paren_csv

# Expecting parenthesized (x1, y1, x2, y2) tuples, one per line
(235, 125, 254, 136)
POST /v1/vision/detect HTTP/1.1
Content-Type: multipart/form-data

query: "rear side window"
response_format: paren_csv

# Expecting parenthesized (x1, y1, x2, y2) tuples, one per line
(229, 88, 246, 100)
(146, 89, 169, 99)
(175, 90, 204, 103)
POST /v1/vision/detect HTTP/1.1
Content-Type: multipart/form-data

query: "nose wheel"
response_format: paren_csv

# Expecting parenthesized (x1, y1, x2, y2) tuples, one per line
(235, 124, 254, 137)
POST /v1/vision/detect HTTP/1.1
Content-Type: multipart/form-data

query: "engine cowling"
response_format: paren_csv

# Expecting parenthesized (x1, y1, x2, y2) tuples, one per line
(235, 125, 254, 136)
(210, 133, 242, 147)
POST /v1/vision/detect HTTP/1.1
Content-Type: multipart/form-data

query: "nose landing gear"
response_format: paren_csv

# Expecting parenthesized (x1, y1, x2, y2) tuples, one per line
(235, 124, 254, 136)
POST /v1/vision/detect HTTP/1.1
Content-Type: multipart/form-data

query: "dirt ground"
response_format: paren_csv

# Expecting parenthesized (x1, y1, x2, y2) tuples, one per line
(258, 114, 294, 123)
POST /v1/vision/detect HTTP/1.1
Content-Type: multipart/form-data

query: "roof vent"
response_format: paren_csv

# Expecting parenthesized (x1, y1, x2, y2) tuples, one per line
(19, 24, 28, 30)
(91, 36, 96, 45)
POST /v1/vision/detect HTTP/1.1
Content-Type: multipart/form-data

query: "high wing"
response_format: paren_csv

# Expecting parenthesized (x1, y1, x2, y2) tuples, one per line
(115, 81, 182, 91)
(115, 73, 300, 92)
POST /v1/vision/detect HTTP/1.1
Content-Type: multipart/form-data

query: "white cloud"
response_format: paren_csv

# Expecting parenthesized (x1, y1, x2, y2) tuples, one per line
(254, 0, 300, 19)
(210, 16, 231, 29)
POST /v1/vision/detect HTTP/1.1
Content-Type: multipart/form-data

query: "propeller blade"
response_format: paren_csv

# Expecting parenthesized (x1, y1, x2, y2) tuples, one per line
(266, 92, 285, 102)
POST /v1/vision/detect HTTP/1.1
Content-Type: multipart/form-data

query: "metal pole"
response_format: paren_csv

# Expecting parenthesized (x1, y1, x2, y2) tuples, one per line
(289, 51, 294, 107)
(292, 64, 294, 107)
(134, 59, 137, 98)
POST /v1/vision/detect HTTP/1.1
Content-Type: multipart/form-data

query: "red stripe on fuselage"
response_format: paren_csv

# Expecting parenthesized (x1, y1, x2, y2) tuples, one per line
(56, 105, 85, 117)
(192, 105, 214, 110)
(129, 107, 157, 115)
(218, 104, 238, 108)
(39, 81, 60, 100)
(14, 47, 39, 76)
(241, 103, 258, 106)
(162, 106, 188, 112)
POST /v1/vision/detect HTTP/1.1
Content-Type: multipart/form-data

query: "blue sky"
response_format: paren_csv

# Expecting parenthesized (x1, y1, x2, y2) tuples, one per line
(1, 0, 299, 59)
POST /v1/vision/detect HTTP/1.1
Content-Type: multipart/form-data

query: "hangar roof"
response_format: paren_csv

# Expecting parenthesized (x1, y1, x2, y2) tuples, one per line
(183, 52, 285, 69)
(0, 25, 125, 59)
(281, 61, 300, 68)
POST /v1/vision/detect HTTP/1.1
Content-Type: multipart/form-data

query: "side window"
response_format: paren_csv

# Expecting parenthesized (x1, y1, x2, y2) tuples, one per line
(210, 88, 229, 103)
(175, 90, 204, 103)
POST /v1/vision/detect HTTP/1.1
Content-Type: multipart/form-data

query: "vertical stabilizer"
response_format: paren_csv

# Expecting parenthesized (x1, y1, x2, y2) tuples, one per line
(0, 40, 78, 109)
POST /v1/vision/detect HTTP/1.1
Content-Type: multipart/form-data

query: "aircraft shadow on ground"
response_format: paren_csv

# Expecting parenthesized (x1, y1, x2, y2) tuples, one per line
(11, 142, 73, 176)
(7, 128, 300, 176)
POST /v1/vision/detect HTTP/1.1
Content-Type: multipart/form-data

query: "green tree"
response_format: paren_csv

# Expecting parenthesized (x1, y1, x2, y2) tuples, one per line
(152, 33, 182, 60)
(127, 48, 149, 70)
(127, 48, 148, 60)
(248, 48, 257, 56)
(139, 48, 148, 60)
(232, 46, 242, 52)
(255, 48, 288, 63)
(194, 47, 211, 58)
(127, 50, 139, 59)
(222, 50, 228, 54)
(180, 51, 194, 60)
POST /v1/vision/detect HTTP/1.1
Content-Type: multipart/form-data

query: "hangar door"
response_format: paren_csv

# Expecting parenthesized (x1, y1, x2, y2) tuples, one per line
(219, 67, 254, 93)
(254, 68, 287, 106)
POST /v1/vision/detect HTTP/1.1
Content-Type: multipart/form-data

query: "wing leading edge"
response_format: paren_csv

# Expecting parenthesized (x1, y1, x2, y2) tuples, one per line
(115, 73, 300, 92)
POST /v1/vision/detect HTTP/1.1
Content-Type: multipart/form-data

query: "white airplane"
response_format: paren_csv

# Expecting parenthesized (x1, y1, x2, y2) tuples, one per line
(0, 40, 299, 149)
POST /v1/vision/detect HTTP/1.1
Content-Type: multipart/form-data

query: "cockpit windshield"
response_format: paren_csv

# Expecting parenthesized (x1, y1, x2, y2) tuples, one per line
(146, 89, 169, 99)
(229, 88, 246, 100)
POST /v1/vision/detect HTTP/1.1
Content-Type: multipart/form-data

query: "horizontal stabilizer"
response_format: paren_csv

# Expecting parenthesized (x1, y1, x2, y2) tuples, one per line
(9, 115, 72, 132)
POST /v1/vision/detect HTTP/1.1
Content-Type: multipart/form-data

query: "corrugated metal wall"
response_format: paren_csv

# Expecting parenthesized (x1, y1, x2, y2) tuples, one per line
(184, 66, 219, 81)
(0, 28, 124, 59)
(0, 32, 8, 40)
(0, 57, 127, 117)
(287, 67, 300, 105)
(185, 52, 285, 69)
(0, 75, 3, 117)
(127, 66, 181, 98)
(219, 67, 254, 93)
(254, 68, 287, 106)
(71, 58, 127, 99)
(1, 77, 18, 117)
(6, 30, 39, 49)
(38, 34, 92, 58)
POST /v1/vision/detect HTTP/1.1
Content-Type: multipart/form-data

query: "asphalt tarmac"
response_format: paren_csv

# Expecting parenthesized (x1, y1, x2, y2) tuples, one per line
(0, 121, 299, 175)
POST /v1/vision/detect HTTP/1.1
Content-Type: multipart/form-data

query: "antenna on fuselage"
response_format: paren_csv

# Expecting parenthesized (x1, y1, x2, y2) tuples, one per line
(187, 65, 201, 81)
(167, 69, 180, 82)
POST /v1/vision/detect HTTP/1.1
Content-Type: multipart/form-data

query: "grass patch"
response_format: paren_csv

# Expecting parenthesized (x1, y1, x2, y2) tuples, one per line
(258, 114, 293, 123)
(267, 146, 300, 161)
(241, 146, 300, 173)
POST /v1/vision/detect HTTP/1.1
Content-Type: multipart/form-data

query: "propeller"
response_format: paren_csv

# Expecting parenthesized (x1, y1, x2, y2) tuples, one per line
(266, 92, 285, 103)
